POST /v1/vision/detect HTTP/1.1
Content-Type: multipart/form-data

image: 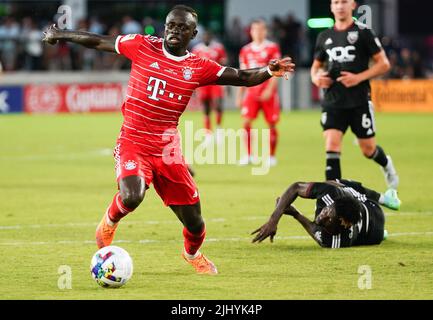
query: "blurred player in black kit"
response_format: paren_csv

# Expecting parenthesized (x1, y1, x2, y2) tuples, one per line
(311, 0, 399, 190)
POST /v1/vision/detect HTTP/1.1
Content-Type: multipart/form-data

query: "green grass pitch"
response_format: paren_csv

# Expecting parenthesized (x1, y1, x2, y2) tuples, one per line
(1, 110, 433, 299)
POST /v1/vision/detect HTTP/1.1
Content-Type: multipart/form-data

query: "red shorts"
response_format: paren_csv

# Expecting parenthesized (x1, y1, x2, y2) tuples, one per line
(197, 85, 224, 100)
(241, 92, 280, 125)
(113, 139, 199, 206)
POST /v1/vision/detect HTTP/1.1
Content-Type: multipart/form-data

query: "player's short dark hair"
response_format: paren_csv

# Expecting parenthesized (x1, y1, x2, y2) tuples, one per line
(170, 5, 198, 22)
(334, 196, 362, 226)
(250, 19, 267, 26)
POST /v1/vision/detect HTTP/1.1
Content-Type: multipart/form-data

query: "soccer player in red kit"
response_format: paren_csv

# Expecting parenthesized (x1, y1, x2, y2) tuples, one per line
(237, 20, 282, 166)
(192, 31, 227, 142)
(43, 5, 294, 275)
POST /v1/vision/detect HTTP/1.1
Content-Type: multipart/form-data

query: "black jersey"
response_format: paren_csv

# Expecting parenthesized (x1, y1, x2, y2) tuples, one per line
(306, 180, 385, 248)
(314, 21, 383, 109)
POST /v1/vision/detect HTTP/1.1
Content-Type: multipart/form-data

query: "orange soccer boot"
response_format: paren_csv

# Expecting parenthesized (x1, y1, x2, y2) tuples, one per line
(95, 213, 118, 249)
(182, 251, 218, 275)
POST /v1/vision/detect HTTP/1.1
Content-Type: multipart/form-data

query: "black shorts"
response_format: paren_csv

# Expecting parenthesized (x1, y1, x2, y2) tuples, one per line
(321, 102, 376, 139)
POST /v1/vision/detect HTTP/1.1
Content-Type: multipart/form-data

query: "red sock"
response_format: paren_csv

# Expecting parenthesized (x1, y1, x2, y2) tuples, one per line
(244, 123, 252, 156)
(270, 127, 278, 156)
(204, 115, 211, 131)
(106, 192, 134, 223)
(183, 225, 206, 256)
(216, 111, 222, 127)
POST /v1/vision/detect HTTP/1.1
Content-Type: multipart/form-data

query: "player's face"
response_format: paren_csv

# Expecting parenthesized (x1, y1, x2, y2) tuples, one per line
(316, 206, 351, 235)
(331, 0, 356, 21)
(250, 22, 267, 43)
(164, 10, 198, 51)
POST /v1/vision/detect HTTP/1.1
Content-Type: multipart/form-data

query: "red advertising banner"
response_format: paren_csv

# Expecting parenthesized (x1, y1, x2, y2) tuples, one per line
(24, 84, 64, 113)
(24, 83, 126, 113)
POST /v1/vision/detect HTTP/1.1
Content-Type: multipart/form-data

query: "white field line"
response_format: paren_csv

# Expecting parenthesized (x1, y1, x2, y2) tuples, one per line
(385, 211, 433, 216)
(1, 232, 433, 247)
(0, 211, 430, 231)
(0, 217, 264, 230)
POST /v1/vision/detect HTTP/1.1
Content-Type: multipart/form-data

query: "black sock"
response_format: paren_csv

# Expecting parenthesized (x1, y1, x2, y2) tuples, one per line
(326, 152, 341, 180)
(369, 146, 388, 167)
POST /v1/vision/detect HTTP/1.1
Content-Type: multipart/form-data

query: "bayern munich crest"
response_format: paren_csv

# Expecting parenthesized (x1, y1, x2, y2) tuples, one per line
(123, 160, 137, 171)
(182, 67, 193, 80)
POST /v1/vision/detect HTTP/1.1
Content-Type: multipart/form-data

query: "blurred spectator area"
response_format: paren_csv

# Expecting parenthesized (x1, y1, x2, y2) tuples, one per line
(0, 0, 432, 79)
(0, 0, 225, 72)
(381, 36, 433, 79)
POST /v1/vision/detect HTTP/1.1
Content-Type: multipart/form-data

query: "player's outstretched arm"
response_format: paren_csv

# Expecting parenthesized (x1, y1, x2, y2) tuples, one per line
(251, 182, 311, 243)
(42, 24, 116, 52)
(216, 57, 295, 87)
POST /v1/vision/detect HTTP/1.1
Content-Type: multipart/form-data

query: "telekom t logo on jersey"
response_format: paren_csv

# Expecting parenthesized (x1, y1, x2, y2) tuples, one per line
(147, 76, 183, 101)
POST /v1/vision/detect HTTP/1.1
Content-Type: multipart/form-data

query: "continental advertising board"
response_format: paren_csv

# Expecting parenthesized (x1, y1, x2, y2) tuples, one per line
(371, 80, 433, 113)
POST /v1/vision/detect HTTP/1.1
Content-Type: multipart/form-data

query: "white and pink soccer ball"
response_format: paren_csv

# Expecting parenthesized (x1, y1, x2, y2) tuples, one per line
(90, 246, 133, 288)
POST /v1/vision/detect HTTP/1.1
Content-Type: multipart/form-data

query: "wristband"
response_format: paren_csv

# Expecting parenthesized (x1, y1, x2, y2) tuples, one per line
(266, 66, 273, 76)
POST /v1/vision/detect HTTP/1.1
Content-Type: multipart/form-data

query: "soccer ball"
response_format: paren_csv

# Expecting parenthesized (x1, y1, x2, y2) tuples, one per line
(90, 246, 133, 288)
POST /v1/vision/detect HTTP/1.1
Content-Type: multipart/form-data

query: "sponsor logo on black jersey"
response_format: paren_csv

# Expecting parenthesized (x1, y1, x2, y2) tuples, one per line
(326, 46, 356, 63)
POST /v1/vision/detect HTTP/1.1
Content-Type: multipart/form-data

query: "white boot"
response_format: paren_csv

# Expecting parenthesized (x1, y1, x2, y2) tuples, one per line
(269, 156, 277, 167)
(382, 156, 399, 189)
(238, 155, 252, 166)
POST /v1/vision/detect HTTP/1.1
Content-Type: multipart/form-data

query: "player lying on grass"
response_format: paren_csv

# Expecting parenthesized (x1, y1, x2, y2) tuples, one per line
(252, 179, 401, 248)
(42, 5, 294, 275)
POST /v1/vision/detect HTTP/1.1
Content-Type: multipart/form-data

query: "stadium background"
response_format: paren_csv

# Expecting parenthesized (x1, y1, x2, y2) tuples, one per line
(1, 0, 433, 301)
(1, 0, 433, 113)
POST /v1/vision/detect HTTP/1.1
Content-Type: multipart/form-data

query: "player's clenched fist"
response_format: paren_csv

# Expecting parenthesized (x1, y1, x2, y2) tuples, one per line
(268, 57, 295, 79)
(42, 24, 61, 45)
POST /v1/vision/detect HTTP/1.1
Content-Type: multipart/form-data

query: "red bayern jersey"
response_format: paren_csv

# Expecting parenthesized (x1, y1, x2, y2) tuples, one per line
(239, 40, 281, 95)
(115, 34, 225, 156)
(191, 41, 227, 65)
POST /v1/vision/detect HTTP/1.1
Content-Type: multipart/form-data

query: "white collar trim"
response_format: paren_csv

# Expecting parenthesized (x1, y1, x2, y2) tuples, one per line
(162, 41, 191, 62)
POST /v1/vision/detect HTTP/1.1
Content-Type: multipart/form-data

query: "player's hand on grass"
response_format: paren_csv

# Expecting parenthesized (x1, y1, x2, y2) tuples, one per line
(337, 71, 362, 88)
(268, 57, 295, 79)
(251, 221, 278, 243)
(42, 24, 61, 45)
(313, 70, 333, 89)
